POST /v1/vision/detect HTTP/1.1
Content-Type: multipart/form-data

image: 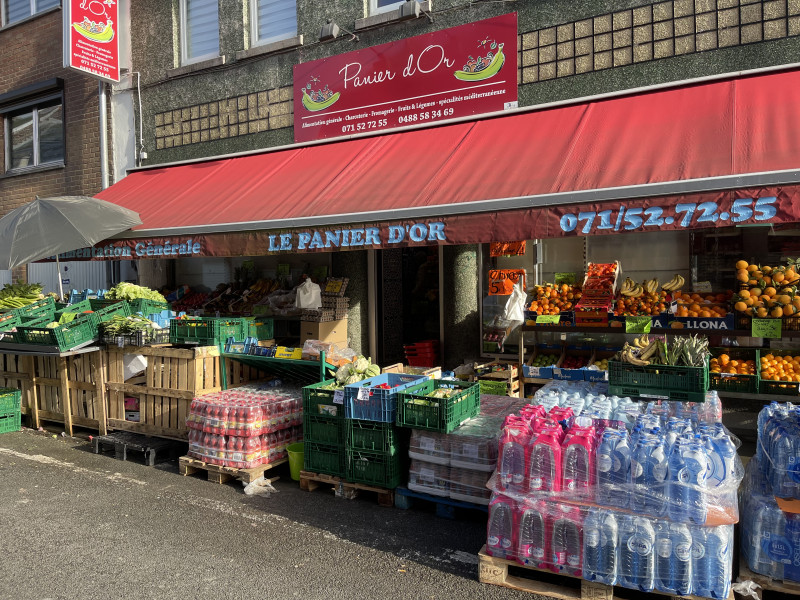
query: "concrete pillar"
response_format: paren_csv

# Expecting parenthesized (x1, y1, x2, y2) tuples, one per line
(331, 250, 369, 355)
(442, 245, 480, 369)
(136, 259, 170, 290)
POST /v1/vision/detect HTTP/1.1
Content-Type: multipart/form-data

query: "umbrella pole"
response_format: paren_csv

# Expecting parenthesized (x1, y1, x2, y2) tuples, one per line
(56, 254, 64, 301)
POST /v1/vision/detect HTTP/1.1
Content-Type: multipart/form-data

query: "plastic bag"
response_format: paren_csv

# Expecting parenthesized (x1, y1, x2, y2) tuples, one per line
(295, 279, 322, 309)
(502, 280, 527, 323)
(123, 354, 147, 380)
(243, 476, 278, 497)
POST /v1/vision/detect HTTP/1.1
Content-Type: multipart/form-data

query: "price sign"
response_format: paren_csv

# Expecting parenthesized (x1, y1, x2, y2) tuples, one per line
(752, 318, 782, 338)
(490, 241, 526, 257)
(555, 273, 577, 285)
(333, 390, 344, 405)
(695, 281, 713, 293)
(536, 315, 561, 324)
(488, 269, 526, 296)
(357, 387, 370, 401)
(625, 316, 652, 333)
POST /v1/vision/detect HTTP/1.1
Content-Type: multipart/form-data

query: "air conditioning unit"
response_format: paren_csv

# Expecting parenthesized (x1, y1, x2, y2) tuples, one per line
(399, 0, 421, 20)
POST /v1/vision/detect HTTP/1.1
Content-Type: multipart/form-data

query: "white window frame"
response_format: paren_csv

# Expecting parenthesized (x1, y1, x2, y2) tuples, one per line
(1, 0, 59, 27)
(3, 93, 64, 173)
(249, 0, 297, 47)
(179, 0, 220, 66)
(369, 0, 404, 15)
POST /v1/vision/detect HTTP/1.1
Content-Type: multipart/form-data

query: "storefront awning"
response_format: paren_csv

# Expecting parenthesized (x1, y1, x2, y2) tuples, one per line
(94, 67, 800, 253)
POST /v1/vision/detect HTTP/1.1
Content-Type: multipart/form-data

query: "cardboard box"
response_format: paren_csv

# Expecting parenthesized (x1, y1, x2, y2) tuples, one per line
(300, 318, 348, 346)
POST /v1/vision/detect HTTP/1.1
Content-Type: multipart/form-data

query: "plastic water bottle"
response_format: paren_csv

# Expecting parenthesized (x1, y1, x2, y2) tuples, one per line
(551, 504, 583, 577)
(611, 432, 631, 509)
(646, 433, 668, 517)
(618, 514, 638, 590)
(684, 435, 710, 524)
(498, 424, 529, 494)
(771, 425, 799, 499)
(517, 500, 549, 569)
(486, 495, 515, 559)
(631, 434, 653, 513)
(655, 522, 672, 594)
(562, 429, 593, 495)
(596, 430, 618, 506)
(671, 523, 693, 596)
(599, 510, 619, 585)
(529, 432, 562, 493)
(582, 508, 603, 582)
(667, 439, 690, 523)
(693, 525, 732, 599)
(623, 517, 656, 592)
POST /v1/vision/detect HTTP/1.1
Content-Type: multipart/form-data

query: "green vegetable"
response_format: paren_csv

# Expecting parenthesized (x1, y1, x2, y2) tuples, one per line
(106, 282, 166, 303)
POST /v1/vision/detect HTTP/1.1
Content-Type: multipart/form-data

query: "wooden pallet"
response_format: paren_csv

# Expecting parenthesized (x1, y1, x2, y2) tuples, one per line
(178, 455, 287, 484)
(394, 486, 488, 519)
(299, 470, 394, 507)
(92, 431, 179, 466)
(739, 558, 800, 597)
(478, 545, 734, 600)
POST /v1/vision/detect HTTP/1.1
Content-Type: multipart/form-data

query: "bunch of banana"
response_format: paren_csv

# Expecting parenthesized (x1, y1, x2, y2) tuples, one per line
(662, 274, 685, 292)
(642, 278, 660, 294)
(620, 278, 644, 298)
(615, 335, 662, 366)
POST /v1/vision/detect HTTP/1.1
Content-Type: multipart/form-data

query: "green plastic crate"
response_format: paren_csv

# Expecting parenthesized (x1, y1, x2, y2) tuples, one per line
(346, 448, 401, 489)
(0, 388, 21, 413)
(248, 318, 274, 340)
(608, 360, 709, 402)
(12, 296, 55, 319)
(129, 299, 170, 316)
(0, 410, 21, 434)
(303, 380, 345, 418)
(92, 301, 132, 323)
(304, 414, 344, 445)
(346, 420, 399, 453)
(396, 379, 480, 433)
(89, 298, 122, 311)
(0, 311, 20, 332)
(758, 350, 800, 396)
(169, 317, 248, 345)
(13, 314, 99, 351)
(20, 310, 54, 324)
(709, 347, 759, 395)
(54, 299, 92, 320)
(303, 441, 345, 477)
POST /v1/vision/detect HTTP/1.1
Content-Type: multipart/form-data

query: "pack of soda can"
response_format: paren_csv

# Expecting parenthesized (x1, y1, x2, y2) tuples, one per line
(186, 384, 302, 436)
(187, 426, 302, 469)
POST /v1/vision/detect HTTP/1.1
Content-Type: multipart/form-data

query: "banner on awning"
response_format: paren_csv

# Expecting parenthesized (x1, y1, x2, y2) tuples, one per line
(47, 187, 800, 261)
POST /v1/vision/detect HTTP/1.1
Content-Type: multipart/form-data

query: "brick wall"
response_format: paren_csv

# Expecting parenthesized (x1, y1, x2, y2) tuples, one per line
(0, 9, 105, 221)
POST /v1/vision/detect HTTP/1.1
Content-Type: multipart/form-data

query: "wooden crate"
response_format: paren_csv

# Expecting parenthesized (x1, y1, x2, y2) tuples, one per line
(0, 349, 106, 436)
(474, 361, 520, 397)
(179, 455, 286, 484)
(739, 559, 800, 598)
(105, 345, 265, 441)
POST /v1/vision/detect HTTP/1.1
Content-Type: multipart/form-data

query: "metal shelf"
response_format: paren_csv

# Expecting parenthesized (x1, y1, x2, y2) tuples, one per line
(520, 325, 799, 337)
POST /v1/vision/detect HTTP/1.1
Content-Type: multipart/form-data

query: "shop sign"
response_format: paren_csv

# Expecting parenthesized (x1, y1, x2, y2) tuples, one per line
(488, 269, 525, 295)
(625, 316, 652, 333)
(490, 241, 526, 257)
(293, 13, 517, 143)
(63, 0, 120, 83)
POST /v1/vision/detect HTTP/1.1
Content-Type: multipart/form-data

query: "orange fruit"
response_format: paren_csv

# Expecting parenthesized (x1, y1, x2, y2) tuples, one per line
(765, 287, 777, 297)
(737, 269, 750, 282)
(774, 271, 786, 284)
(757, 307, 769, 317)
(751, 288, 763, 297)
(740, 289, 751, 299)
(736, 260, 749, 270)
(784, 305, 797, 317)
(734, 301, 747, 312)
(748, 264, 760, 273)
(771, 306, 784, 318)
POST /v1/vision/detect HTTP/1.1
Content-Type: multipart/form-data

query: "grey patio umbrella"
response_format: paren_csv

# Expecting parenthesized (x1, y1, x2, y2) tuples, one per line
(0, 196, 142, 299)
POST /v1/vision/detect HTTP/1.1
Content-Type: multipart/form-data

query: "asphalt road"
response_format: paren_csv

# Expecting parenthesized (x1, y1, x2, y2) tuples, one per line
(0, 430, 534, 600)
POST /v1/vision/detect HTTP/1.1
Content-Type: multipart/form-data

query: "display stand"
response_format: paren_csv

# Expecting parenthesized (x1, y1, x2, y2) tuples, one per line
(0, 346, 106, 436)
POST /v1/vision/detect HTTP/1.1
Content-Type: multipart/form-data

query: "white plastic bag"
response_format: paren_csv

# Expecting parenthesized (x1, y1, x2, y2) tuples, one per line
(295, 279, 322, 309)
(243, 476, 278, 497)
(123, 354, 147, 381)
(502, 280, 527, 323)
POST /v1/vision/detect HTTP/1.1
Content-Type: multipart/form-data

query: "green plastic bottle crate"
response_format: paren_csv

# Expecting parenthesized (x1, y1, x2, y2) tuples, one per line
(304, 414, 344, 445)
(303, 442, 345, 477)
(129, 299, 170, 316)
(608, 360, 709, 402)
(12, 296, 55, 319)
(54, 298, 92, 320)
(396, 379, 480, 433)
(346, 448, 401, 489)
(0, 311, 20, 333)
(92, 301, 132, 323)
(0, 410, 21, 434)
(169, 317, 248, 345)
(0, 388, 21, 413)
(247, 318, 274, 340)
(13, 313, 99, 351)
(303, 380, 345, 418)
(346, 420, 399, 453)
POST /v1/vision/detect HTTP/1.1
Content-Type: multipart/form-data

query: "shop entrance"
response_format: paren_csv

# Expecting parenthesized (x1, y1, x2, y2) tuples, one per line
(377, 247, 440, 366)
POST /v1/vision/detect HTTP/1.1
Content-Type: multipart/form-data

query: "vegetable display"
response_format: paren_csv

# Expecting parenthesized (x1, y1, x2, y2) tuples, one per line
(614, 334, 709, 367)
(106, 282, 166, 303)
(0, 283, 44, 310)
(333, 356, 381, 387)
(100, 315, 159, 336)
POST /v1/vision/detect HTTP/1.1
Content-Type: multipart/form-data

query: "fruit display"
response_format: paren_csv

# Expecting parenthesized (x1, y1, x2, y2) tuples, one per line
(106, 282, 166, 303)
(560, 355, 588, 369)
(528, 354, 559, 368)
(733, 261, 800, 317)
(591, 357, 609, 371)
(527, 283, 582, 315)
(586, 263, 617, 278)
(759, 352, 800, 383)
(582, 262, 618, 299)
(673, 291, 733, 318)
(709, 353, 756, 376)
(0, 283, 45, 310)
(171, 291, 209, 312)
(613, 333, 709, 367)
(326, 356, 381, 388)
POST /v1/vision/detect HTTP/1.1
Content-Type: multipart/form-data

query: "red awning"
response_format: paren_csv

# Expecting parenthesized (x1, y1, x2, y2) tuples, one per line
(98, 67, 800, 237)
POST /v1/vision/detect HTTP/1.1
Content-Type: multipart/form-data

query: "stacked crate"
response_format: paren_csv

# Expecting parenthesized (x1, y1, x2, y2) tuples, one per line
(0, 388, 22, 434)
(302, 380, 346, 477)
(343, 373, 426, 489)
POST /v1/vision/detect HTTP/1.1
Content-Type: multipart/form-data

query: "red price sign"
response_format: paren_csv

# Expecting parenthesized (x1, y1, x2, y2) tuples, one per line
(488, 269, 525, 295)
(490, 241, 526, 257)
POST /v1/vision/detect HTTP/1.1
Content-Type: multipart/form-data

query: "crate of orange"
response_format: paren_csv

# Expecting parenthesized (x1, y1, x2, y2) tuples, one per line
(709, 348, 759, 394)
(527, 283, 581, 321)
(733, 260, 800, 330)
(759, 351, 800, 395)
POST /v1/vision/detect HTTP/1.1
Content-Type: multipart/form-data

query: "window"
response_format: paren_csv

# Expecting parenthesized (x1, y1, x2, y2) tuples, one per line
(4, 98, 64, 171)
(2, 0, 59, 26)
(369, 0, 404, 15)
(251, 0, 296, 46)
(180, 0, 219, 64)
